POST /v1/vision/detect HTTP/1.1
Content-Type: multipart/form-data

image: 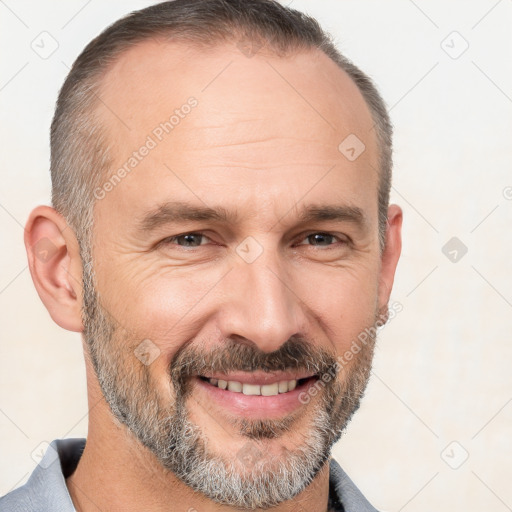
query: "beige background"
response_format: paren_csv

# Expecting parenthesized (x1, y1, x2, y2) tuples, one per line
(1, 1, 511, 511)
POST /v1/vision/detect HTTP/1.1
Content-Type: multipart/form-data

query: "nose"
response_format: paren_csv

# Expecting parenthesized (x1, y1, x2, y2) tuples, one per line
(216, 249, 307, 353)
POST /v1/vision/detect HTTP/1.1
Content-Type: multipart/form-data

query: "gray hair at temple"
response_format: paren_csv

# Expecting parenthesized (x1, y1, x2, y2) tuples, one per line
(50, 0, 393, 254)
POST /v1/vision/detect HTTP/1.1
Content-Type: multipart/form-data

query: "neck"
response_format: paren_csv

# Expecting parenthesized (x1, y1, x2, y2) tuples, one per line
(66, 377, 332, 512)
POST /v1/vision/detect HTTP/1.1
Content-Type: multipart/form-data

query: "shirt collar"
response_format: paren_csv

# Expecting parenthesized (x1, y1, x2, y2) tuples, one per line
(4, 438, 378, 512)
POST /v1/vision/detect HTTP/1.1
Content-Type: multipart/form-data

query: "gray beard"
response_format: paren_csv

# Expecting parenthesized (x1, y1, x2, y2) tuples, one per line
(81, 254, 376, 509)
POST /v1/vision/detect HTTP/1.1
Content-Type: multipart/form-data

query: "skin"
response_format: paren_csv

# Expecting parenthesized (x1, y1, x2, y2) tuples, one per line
(25, 40, 402, 512)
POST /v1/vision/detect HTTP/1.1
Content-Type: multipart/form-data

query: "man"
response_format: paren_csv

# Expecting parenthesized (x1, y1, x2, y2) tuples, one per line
(0, 0, 402, 510)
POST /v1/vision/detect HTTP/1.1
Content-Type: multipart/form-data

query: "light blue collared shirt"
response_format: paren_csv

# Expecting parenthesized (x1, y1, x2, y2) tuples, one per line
(0, 438, 379, 512)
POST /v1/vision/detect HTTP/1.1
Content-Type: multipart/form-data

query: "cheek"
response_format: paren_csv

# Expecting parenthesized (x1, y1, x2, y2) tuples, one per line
(96, 248, 380, 361)
(298, 264, 379, 349)
(102, 263, 228, 346)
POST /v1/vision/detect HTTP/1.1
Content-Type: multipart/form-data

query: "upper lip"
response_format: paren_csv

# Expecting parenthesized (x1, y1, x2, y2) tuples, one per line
(197, 371, 317, 385)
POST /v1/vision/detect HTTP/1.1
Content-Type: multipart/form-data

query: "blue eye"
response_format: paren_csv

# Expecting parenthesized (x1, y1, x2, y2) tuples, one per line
(298, 233, 342, 247)
(165, 233, 209, 247)
(161, 231, 346, 251)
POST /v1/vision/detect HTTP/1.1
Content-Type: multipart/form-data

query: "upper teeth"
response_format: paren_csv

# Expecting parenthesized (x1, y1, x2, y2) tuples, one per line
(208, 378, 297, 396)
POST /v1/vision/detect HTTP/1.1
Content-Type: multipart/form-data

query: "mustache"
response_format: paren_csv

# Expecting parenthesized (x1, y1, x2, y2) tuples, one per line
(169, 336, 338, 385)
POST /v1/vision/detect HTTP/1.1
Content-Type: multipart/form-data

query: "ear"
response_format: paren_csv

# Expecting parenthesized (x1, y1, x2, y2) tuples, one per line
(377, 204, 403, 320)
(24, 205, 84, 332)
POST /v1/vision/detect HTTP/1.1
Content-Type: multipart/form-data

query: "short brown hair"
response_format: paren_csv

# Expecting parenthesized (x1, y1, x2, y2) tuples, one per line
(51, 0, 392, 251)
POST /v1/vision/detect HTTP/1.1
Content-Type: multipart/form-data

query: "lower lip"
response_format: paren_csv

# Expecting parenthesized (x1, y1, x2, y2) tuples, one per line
(193, 377, 318, 419)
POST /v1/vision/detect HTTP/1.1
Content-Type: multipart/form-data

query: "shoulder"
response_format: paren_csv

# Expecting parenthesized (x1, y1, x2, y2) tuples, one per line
(0, 438, 86, 512)
(329, 458, 380, 512)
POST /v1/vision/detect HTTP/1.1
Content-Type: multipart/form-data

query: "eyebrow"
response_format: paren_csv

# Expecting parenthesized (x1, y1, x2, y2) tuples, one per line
(295, 204, 366, 227)
(138, 201, 238, 232)
(137, 200, 368, 233)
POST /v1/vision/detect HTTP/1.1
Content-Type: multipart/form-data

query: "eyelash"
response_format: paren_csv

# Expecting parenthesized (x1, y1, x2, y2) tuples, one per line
(161, 232, 348, 249)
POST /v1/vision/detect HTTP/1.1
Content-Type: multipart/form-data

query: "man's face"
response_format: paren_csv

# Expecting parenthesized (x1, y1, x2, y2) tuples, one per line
(84, 41, 387, 508)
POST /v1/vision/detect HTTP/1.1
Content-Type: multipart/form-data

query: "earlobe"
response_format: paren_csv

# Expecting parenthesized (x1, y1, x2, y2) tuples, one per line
(378, 204, 403, 314)
(24, 206, 84, 332)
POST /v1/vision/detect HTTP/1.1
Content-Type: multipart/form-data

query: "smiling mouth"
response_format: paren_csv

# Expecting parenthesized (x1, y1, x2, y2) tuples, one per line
(197, 375, 318, 396)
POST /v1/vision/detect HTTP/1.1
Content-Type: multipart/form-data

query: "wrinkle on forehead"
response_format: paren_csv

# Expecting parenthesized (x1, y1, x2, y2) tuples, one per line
(90, 39, 381, 238)
(96, 39, 378, 160)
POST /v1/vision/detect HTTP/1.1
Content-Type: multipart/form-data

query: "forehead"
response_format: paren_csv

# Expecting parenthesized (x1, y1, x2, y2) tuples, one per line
(93, 39, 380, 228)
(99, 38, 376, 142)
